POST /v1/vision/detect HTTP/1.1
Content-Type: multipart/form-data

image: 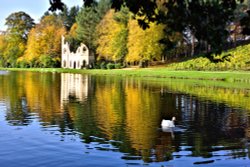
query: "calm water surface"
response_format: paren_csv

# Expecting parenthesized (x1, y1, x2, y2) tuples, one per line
(0, 71, 249, 167)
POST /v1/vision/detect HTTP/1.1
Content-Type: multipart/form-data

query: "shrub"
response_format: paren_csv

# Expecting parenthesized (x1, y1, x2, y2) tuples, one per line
(93, 63, 100, 69)
(106, 63, 115, 69)
(39, 55, 57, 68)
(115, 63, 122, 69)
(100, 62, 106, 69)
(17, 60, 30, 68)
(0, 58, 5, 67)
(29, 58, 40, 68)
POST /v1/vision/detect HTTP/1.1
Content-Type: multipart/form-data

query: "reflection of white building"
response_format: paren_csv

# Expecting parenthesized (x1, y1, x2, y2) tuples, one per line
(61, 36, 94, 69)
(60, 73, 89, 104)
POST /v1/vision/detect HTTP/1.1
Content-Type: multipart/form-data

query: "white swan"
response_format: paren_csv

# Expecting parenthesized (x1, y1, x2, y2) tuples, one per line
(161, 117, 176, 128)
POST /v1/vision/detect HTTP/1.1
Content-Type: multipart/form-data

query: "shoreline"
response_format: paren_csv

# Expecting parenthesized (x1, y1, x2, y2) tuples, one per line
(1, 67, 250, 83)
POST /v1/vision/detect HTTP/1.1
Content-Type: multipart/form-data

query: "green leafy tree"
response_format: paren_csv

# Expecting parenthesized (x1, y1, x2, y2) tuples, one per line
(5, 11, 35, 41)
(76, 6, 99, 55)
(58, 5, 80, 30)
(4, 11, 35, 67)
(96, 0, 111, 17)
(159, 1, 243, 55)
(0, 34, 8, 67)
(76, 0, 111, 56)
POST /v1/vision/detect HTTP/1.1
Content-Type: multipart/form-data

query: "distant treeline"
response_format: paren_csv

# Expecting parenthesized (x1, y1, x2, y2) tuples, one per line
(1, 0, 250, 68)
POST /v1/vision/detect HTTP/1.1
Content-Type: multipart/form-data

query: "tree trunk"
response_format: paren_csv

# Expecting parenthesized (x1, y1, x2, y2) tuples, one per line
(191, 33, 195, 56)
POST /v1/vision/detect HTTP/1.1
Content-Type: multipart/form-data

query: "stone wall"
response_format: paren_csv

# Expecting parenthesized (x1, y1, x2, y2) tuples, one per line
(61, 36, 94, 69)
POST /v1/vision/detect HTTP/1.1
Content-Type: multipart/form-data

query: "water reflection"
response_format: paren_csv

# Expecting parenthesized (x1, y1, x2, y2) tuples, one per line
(0, 71, 249, 166)
(60, 73, 90, 104)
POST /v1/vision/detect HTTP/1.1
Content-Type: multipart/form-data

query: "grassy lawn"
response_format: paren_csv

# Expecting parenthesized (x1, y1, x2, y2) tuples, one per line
(2, 67, 250, 83)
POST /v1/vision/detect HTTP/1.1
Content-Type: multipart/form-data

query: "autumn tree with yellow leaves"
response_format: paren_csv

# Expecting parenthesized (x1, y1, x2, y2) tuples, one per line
(96, 6, 129, 63)
(96, 6, 165, 66)
(126, 20, 166, 66)
(23, 14, 66, 67)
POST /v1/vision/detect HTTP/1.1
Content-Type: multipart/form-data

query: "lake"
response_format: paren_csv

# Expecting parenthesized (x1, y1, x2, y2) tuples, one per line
(0, 71, 249, 167)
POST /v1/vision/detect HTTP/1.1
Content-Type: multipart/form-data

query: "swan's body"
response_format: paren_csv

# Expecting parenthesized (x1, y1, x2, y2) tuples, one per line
(161, 117, 176, 128)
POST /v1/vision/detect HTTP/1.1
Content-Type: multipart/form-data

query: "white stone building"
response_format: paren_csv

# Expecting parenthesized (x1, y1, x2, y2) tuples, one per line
(61, 36, 94, 69)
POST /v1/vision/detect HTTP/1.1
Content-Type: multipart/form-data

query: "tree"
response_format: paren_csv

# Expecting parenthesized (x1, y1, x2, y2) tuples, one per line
(65, 23, 81, 52)
(24, 14, 66, 67)
(112, 6, 130, 62)
(4, 37, 26, 67)
(49, 0, 244, 54)
(0, 34, 8, 67)
(96, 0, 111, 17)
(58, 5, 80, 30)
(5, 11, 35, 41)
(76, 6, 99, 55)
(126, 19, 165, 65)
(76, 0, 111, 55)
(240, 0, 250, 35)
(96, 7, 129, 62)
(4, 11, 35, 67)
(228, 2, 249, 44)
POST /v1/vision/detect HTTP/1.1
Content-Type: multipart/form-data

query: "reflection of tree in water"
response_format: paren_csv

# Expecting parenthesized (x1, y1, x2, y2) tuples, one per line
(174, 94, 249, 158)
(0, 72, 31, 126)
(61, 76, 250, 162)
(6, 97, 32, 126)
(155, 131, 175, 162)
(58, 108, 75, 134)
(1, 72, 250, 163)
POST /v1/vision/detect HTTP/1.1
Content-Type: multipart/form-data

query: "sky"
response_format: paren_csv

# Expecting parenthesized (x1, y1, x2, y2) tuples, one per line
(0, 0, 83, 31)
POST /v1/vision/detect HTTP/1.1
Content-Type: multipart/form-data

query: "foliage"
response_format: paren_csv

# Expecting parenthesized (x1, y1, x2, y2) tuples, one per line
(38, 54, 59, 68)
(49, 0, 244, 53)
(100, 62, 106, 69)
(5, 11, 35, 41)
(106, 62, 115, 69)
(24, 14, 66, 67)
(96, 9, 128, 62)
(58, 5, 80, 30)
(168, 43, 250, 71)
(76, 6, 100, 54)
(65, 23, 81, 52)
(105, 62, 122, 69)
(126, 19, 165, 63)
(17, 59, 30, 68)
(0, 35, 8, 67)
(2, 1, 250, 68)
(1, 11, 35, 67)
(112, 6, 129, 62)
(2, 34, 27, 67)
(96, 10, 117, 60)
(96, 0, 112, 17)
(76, 0, 111, 54)
(115, 63, 122, 69)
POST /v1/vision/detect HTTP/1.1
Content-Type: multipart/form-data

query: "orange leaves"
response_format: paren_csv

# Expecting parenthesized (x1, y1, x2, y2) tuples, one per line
(127, 20, 165, 63)
(96, 10, 124, 61)
(24, 15, 66, 63)
(96, 9, 166, 63)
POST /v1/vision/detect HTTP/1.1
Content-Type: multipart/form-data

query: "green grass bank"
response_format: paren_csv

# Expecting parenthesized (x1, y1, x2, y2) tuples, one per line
(2, 67, 250, 83)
